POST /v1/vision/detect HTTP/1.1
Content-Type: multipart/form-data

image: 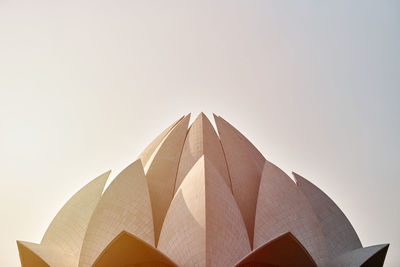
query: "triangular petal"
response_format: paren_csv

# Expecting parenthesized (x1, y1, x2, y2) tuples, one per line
(204, 156, 251, 266)
(254, 161, 329, 265)
(327, 244, 389, 267)
(144, 114, 191, 245)
(41, 171, 110, 260)
(213, 115, 265, 246)
(79, 160, 154, 267)
(214, 114, 266, 170)
(158, 156, 251, 267)
(158, 157, 206, 267)
(293, 172, 362, 259)
(17, 241, 75, 267)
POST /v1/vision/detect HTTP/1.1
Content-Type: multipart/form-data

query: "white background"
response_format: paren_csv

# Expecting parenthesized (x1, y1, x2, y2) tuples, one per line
(1, 1, 399, 266)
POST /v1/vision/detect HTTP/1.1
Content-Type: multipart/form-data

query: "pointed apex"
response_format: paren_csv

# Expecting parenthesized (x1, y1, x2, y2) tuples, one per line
(292, 172, 316, 189)
(17, 241, 49, 267)
(138, 115, 185, 167)
(184, 113, 192, 122)
(192, 112, 208, 125)
(93, 170, 111, 187)
(329, 244, 389, 267)
(17, 241, 75, 267)
(292, 171, 304, 185)
(174, 111, 231, 193)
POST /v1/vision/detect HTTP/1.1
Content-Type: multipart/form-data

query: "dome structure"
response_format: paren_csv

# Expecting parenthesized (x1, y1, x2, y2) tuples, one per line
(17, 113, 389, 267)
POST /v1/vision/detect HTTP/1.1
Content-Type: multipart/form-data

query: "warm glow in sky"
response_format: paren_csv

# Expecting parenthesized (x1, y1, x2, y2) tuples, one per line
(1, 1, 399, 266)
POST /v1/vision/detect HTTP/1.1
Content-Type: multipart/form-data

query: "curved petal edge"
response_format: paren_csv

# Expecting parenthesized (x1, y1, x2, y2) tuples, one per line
(93, 231, 177, 267)
(79, 159, 154, 267)
(326, 244, 389, 267)
(254, 161, 329, 265)
(158, 156, 251, 267)
(40, 171, 110, 262)
(17, 241, 75, 267)
(293, 172, 362, 259)
(235, 232, 317, 267)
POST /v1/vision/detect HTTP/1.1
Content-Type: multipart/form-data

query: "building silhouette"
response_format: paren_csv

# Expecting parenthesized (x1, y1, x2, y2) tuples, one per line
(17, 113, 389, 266)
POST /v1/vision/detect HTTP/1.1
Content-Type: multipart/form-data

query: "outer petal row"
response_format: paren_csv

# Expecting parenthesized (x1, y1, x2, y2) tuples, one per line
(20, 171, 111, 267)
(92, 231, 177, 267)
(19, 114, 389, 267)
(293, 172, 362, 259)
(78, 160, 154, 267)
(254, 161, 329, 265)
(327, 244, 389, 267)
(17, 241, 75, 267)
(235, 232, 317, 267)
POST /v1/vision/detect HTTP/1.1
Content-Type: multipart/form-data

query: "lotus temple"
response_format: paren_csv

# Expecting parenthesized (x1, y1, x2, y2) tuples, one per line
(17, 113, 389, 267)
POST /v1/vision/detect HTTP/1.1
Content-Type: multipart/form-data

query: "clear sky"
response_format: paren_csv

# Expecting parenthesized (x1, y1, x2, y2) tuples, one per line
(0, 1, 399, 266)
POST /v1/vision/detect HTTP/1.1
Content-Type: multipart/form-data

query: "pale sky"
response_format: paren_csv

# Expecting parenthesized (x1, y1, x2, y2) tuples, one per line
(1, 1, 399, 266)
